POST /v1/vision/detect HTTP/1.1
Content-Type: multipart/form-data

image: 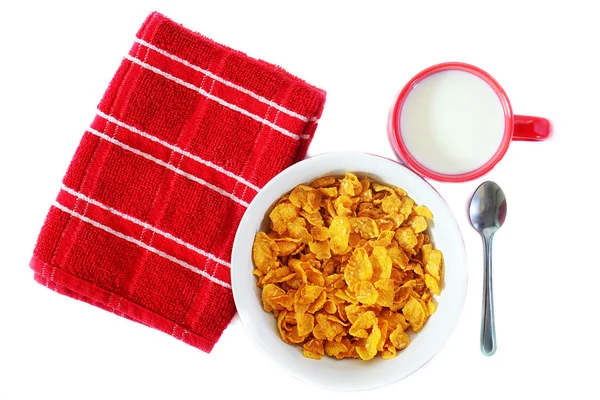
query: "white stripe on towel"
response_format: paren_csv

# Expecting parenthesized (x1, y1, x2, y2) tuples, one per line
(96, 110, 260, 192)
(135, 38, 319, 123)
(61, 184, 231, 268)
(87, 127, 249, 208)
(52, 202, 231, 289)
(124, 54, 310, 140)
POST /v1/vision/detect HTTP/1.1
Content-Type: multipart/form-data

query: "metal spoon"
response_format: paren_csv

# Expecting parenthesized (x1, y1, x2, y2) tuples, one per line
(469, 181, 507, 356)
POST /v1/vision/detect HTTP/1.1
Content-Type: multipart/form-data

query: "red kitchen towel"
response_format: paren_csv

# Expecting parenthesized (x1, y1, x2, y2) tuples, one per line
(30, 12, 326, 352)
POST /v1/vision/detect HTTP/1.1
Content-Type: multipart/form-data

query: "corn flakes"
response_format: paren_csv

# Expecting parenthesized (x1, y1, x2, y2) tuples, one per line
(252, 173, 444, 360)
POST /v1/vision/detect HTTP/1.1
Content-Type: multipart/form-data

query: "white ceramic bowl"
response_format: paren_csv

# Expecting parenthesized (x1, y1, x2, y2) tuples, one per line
(231, 152, 467, 391)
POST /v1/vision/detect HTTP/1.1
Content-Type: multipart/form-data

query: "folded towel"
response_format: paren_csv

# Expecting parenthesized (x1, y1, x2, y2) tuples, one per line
(30, 12, 326, 352)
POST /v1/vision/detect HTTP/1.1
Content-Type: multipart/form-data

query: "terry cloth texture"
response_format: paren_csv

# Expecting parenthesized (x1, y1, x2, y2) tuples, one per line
(30, 12, 326, 352)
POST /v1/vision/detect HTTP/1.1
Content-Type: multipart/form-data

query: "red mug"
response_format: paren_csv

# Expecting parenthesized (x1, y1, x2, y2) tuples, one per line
(388, 62, 550, 182)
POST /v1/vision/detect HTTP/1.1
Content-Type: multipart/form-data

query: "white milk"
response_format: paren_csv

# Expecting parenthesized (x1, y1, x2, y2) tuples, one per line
(400, 70, 505, 175)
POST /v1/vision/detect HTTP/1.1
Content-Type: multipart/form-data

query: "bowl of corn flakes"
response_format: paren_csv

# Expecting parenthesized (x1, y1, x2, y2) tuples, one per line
(231, 151, 467, 390)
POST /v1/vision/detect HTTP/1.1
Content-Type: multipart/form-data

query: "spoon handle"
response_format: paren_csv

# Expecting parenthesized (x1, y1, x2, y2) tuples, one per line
(481, 234, 496, 356)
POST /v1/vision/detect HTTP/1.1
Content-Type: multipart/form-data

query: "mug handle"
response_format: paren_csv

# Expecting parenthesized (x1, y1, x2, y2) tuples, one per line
(513, 115, 551, 141)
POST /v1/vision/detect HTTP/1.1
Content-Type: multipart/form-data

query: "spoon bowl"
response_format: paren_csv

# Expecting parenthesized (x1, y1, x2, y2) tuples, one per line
(469, 181, 507, 356)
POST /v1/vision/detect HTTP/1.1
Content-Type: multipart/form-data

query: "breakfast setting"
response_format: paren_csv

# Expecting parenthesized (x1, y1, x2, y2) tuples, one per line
(1, 1, 597, 399)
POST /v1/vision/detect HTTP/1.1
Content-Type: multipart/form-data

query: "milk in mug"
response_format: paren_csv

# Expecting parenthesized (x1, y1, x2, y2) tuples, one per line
(400, 70, 505, 175)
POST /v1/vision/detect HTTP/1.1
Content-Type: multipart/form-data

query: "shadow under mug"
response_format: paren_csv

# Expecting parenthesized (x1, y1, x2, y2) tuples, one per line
(387, 62, 551, 182)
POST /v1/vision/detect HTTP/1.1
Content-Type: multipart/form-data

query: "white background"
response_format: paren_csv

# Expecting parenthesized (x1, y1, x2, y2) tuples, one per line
(1, 0, 599, 398)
